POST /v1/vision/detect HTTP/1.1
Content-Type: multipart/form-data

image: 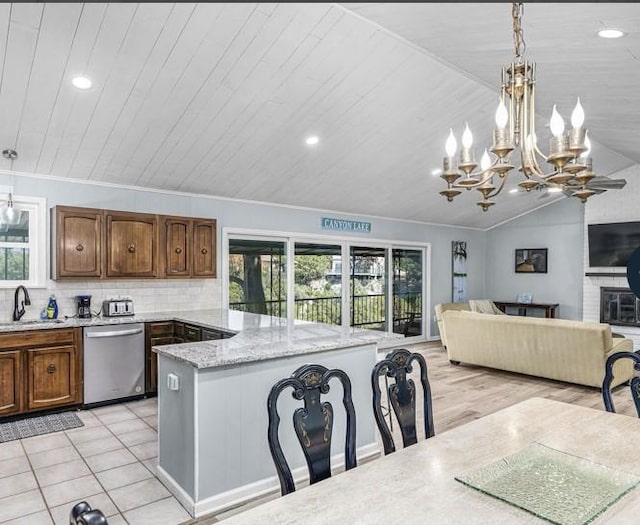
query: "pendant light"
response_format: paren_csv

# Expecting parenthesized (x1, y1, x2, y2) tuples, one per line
(1, 149, 21, 226)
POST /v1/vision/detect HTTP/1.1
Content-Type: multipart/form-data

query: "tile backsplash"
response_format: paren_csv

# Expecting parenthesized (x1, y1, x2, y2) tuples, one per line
(4, 278, 221, 322)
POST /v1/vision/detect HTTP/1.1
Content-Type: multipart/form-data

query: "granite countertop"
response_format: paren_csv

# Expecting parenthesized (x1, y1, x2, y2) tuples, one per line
(1, 309, 402, 369)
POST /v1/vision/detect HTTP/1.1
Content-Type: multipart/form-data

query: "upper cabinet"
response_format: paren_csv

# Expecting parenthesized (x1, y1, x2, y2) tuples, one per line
(162, 217, 191, 277)
(106, 211, 158, 278)
(193, 220, 216, 277)
(51, 206, 103, 279)
(51, 207, 217, 280)
(160, 217, 216, 278)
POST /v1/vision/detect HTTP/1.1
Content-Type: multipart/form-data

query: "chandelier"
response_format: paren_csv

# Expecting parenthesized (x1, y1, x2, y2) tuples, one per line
(439, 2, 609, 212)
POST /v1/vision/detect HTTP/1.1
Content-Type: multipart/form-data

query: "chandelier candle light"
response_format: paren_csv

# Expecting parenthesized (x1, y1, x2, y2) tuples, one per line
(439, 2, 600, 211)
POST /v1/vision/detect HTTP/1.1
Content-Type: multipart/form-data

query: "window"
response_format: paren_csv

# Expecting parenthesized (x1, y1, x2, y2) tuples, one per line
(225, 230, 429, 339)
(0, 196, 46, 287)
(228, 238, 287, 317)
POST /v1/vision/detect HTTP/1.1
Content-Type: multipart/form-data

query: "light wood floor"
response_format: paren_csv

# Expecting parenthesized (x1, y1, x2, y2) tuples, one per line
(414, 341, 637, 433)
(192, 340, 638, 523)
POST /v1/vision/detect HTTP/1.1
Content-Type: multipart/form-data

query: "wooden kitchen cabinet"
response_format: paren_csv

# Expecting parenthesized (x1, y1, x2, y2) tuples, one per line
(52, 206, 216, 280)
(0, 351, 22, 416)
(106, 211, 158, 277)
(0, 328, 82, 419)
(183, 324, 201, 342)
(26, 345, 78, 411)
(145, 320, 232, 393)
(193, 220, 216, 277)
(145, 321, 181, 394)
(201, 327, 233, 340)
(163, 218, 191, 277)
(51, 206, 103, 279)
(161, 217, 216, 278)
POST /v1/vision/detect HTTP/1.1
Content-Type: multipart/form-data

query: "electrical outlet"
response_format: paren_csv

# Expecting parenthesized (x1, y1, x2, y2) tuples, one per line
(167, 373, 180, 391)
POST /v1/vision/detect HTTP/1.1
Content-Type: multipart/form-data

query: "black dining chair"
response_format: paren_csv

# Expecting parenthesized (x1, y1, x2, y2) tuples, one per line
(372, 348, 435, 455)
(267, 363, 356, 495)
(602, 351, 640, 416)
(69, 502, 109, 525)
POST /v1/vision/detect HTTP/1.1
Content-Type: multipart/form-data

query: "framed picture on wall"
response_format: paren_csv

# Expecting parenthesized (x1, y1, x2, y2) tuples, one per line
(452, 241, 468, 302)
(515, 248, 548, 273)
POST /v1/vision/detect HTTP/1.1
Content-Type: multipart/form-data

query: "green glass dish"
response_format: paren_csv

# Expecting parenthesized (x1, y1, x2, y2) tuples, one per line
(455, 442, 640, 525)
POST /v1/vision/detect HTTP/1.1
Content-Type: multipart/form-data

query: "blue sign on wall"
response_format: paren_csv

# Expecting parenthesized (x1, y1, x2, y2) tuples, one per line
(321, 217, 371, 233)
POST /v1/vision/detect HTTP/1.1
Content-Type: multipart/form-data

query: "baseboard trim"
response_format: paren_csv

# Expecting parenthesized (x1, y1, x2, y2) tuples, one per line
(189, 442, 380, 518)
(156, 465, 196, 516)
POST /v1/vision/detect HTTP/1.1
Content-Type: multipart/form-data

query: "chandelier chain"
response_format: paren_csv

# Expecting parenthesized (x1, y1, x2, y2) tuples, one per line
(512, 2, 526, 59)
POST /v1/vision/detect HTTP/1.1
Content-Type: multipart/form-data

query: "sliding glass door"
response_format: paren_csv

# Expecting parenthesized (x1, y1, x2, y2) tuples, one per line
(294, 242, 342, 325)
(228, 238, 286, 316)
(392, 248, 423, 337)
(350, 246, 388, 331)
(227, 233, 427, 339)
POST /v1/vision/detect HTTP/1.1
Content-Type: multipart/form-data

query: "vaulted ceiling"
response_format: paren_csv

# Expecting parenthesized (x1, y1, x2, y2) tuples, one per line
(0, 3, 638, 228)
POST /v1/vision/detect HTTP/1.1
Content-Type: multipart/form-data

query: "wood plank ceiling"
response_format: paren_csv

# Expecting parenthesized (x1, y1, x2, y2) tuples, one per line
(0, 3, 636, 229)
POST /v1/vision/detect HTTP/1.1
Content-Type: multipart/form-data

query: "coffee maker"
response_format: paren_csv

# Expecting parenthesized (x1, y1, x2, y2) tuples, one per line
(76, 295, 92, 319)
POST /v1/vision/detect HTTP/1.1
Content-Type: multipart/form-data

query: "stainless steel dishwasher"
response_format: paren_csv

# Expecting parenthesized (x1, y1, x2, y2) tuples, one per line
(84, 323, 145, 405)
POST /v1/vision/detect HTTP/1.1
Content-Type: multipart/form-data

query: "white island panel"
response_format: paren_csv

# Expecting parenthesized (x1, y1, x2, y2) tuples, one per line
(157, 343, 379, 518)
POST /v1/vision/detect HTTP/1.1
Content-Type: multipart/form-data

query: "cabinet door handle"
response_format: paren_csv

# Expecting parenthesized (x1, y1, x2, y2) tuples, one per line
(76, 243, 84, 252)
(201, 247, 208, 255)
(128, 244, 136, 253)
(175, 247, 182, 254)
(47, 363, 56, 374)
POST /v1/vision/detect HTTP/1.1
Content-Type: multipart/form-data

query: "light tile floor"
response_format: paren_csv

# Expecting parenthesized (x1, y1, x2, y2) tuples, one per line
(0, 398, 191, 525)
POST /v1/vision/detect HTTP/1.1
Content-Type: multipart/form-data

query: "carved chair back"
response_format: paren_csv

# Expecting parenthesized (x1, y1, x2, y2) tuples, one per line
(267, 364, 357, 496)
(372, 348, 434, 455)
(69, 502, 108, 525)
(602, 351, 640, 416)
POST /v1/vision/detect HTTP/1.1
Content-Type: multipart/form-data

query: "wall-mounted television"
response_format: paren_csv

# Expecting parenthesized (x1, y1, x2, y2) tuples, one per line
(588, 222, 640, 267)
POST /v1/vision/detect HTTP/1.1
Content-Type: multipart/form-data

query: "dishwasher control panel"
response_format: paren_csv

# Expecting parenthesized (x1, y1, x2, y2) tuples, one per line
(103, 299, 134, 317)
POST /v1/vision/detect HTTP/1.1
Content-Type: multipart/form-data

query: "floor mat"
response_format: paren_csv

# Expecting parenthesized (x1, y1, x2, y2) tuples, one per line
(0, 412, 84, 442)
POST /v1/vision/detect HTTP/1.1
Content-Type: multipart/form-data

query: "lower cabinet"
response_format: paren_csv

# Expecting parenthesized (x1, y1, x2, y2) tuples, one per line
(145, 321, 179, 394)
(0, 351, 21, 416)
(145, 321, 232, 394)
(26, 345, 78, 411)
(0, 328, 82, 419)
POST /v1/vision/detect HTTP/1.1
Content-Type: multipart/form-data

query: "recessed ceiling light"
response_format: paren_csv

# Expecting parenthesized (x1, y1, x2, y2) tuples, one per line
(548, 187, 563, 193)
(598, 28, 625, 39)
(509, 188, 519, 194)
(305, 136, 319, 146)
(72, 76, 92, 89)
(431, 168, 442, 176)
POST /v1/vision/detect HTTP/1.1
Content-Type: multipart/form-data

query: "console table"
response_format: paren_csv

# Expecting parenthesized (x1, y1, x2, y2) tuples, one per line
(494, 301, 559, 318)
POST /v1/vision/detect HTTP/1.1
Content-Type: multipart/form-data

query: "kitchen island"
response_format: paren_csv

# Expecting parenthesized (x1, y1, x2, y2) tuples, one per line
(0, 309, 399, 517)
(152, 309, 400, 518)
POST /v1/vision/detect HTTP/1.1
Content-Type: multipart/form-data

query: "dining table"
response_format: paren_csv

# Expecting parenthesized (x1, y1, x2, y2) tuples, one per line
(219, 397, 640, 524)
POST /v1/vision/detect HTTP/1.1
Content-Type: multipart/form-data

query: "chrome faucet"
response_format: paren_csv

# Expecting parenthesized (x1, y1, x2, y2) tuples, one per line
(13, 285, 31, 321)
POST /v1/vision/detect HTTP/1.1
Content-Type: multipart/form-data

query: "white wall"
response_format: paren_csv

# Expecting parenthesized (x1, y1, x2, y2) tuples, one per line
(6, 172, 486, 335)
(583, 163, 640, 348)
(485, 198, 585, 320)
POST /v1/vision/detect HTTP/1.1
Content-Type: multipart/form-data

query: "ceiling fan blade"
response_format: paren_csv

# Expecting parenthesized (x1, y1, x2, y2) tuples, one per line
(586, 177, 627, 190)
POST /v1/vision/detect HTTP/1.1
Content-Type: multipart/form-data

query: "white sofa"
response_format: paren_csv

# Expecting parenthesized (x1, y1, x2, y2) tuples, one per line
(441, 309, 634, 388)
